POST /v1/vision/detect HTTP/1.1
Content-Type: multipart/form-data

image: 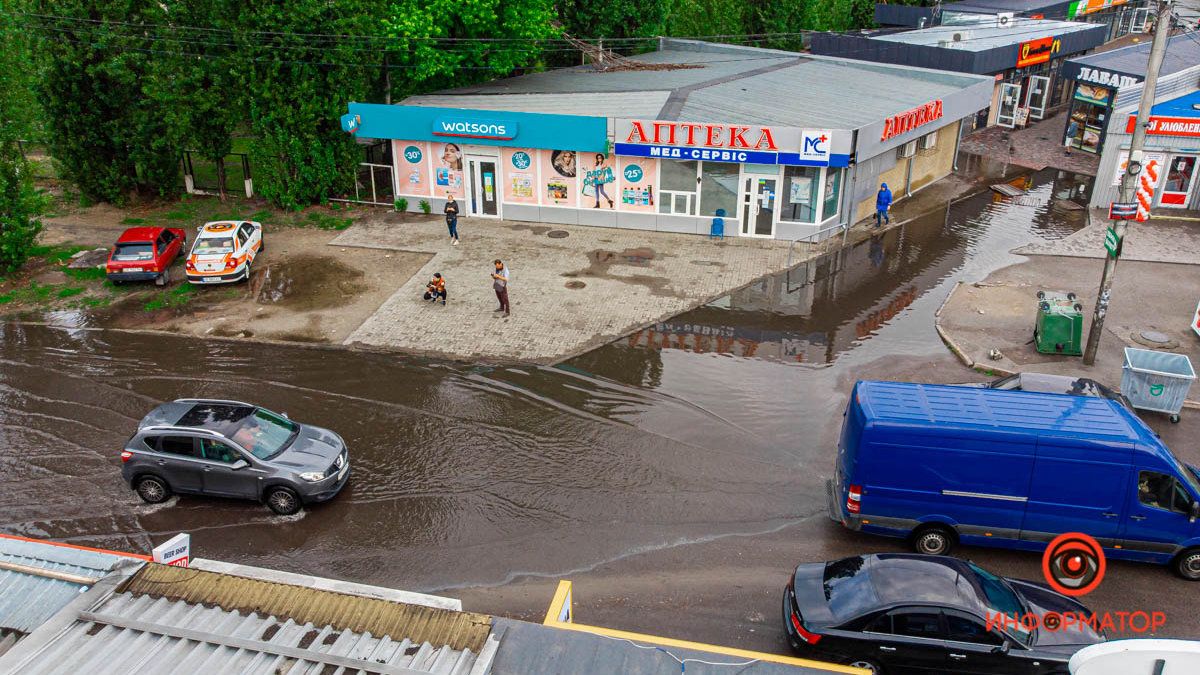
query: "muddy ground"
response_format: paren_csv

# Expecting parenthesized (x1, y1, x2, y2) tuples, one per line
(6, 199, 431, 344)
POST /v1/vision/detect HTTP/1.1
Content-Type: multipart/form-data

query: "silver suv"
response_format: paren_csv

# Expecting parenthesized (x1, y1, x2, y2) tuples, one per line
(121, 399, 350, 515)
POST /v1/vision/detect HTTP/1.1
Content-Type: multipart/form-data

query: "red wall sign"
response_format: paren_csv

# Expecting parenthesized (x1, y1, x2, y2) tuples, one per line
(622, 120, 779, 150)
(881, 100, 944, 141)
(1124, 115, 1200, 137)
(1017, 36, 1061, 68)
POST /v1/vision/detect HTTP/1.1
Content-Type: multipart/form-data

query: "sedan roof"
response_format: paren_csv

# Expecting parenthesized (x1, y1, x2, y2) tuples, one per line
(823, 554, 987, 620)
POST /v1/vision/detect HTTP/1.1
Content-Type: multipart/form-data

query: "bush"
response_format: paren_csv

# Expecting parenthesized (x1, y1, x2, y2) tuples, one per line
(395, 198, 408, 212)
(0, 142, 45, 274)
(419, 199, 431, 215)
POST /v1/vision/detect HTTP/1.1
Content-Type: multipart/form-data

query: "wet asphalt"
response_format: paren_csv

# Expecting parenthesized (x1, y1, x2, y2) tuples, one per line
(3, 163, 1197, 653)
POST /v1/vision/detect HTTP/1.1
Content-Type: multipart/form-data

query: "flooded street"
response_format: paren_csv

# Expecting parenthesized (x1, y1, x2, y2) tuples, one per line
(5, 163, 1144, 630)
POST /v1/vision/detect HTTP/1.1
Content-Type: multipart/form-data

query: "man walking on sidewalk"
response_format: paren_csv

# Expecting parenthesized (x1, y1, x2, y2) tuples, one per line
(444, 193, 460, 246)
(874, 183, 892, 228)
(492, 259, 510, 316)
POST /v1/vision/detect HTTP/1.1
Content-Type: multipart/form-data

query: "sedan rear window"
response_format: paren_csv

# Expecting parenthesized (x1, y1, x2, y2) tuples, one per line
(194, 237, 234, 254)
(113, 242, 154, 260)
(823, 556, 880, 621)
(230, 409, 298, 460)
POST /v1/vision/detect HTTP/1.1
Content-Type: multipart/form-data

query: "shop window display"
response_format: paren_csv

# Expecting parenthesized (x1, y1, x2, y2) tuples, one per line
(782, 165, 820, 223)
(699, 163, 740, 218)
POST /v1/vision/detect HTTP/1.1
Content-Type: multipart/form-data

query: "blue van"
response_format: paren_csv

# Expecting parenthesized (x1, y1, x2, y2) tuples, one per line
(829, 380, 1200, 579)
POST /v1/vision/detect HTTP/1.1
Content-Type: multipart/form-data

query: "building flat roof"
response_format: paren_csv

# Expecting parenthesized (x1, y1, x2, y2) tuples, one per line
(1065, 34, 1200, 80)
(942, 0, 1073, 16)
(1143, 90, 1200, 119)
(870, 17, 1100, 51)
(403, 39, 990, 130)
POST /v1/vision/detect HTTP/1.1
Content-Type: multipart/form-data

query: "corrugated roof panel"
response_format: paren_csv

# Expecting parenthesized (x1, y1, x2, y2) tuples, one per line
(403, 92, 671, 120)
(872, 18, 1099, 51)
(0, 537, 138, 637)
(14, 590, 479, 675)
(118, 564, 492, 654)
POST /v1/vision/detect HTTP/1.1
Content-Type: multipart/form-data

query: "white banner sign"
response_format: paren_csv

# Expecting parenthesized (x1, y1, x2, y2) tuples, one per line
(1112, 150, 1167, 187)
(152, 533, 191, 568)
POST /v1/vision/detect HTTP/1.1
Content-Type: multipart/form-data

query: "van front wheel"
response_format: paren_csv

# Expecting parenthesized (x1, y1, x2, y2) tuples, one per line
(912, 525, 955, 556)
(1172, 549, 1200, 580)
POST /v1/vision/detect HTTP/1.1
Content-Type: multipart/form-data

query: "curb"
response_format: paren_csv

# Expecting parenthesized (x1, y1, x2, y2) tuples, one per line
(933, 282, 974, 369)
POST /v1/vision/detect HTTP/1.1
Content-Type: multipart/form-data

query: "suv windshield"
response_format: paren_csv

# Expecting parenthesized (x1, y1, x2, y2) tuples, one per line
(968, 562, 1032, 645)
(230, 408, 298, 459)
(113, 242, 154, 260)
(194, 237, 233, 254)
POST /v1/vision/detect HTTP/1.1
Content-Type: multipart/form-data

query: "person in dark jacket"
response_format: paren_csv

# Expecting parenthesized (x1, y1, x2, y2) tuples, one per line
(443, 193, 460, 246)
(875, 183, 892, 228)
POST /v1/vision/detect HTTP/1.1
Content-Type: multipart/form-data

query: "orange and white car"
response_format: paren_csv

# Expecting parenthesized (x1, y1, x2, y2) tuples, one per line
(185, 221, 263, 284)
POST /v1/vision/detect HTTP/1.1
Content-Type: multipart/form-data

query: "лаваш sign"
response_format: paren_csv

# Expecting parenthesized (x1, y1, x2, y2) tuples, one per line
(432, 117, 517, 141)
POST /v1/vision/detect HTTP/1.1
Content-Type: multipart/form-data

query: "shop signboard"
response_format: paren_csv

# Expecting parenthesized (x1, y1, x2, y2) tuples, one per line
(1108, 202, 1138, 220)
(152, 533, 191, 568)
(880, 100, 943, 141)
(1016, 36, 1062, 68)
(1073, 66, 1140, 90)
(1124, 115, 1200, 137)
(614, 119, 847, 166)
(345, 103, 608, 152)
(432, 116, 517, 141)
(1103, 226, 1121, 257)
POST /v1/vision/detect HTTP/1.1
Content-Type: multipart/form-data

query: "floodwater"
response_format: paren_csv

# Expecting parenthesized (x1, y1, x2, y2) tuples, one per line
(0, 164, 1090, 592)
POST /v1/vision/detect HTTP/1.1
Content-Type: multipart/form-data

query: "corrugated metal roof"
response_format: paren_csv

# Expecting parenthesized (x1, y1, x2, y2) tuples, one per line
(399, 43, 988, 129)
(403, 91, 671, 120)
(120, 564, 492, 654)
(872, 17, 1097, 51)
(12, 591, 486, 675)
(1066, 34, 1200, 79)
(0, 536, 140, 642)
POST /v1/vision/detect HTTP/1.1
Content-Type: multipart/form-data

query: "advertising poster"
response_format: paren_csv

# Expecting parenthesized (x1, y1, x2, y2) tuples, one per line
(617, 157, 656, 212)
(1074, 83, 1111, 107)
(433, 142, 464, 196)
(580, 152, 617, 209)
(1112, 150, 1167, 187)
(502, 148, 538, 204)
(394, 140, 430, 196)
(541, 149, 577, 207)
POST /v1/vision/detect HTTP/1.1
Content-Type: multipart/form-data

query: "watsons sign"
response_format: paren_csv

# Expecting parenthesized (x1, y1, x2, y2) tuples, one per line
(432, 117, 517, 141)
(1076, 66, 1141, 90)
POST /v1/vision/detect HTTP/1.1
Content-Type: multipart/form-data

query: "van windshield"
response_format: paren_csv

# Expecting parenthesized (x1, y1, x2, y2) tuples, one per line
(1171, 455, 1200, 497)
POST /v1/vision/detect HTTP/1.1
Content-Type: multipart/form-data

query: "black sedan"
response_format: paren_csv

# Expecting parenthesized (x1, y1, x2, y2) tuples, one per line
(783, 554, 1104, 674)
(957, 372, 1132, 411)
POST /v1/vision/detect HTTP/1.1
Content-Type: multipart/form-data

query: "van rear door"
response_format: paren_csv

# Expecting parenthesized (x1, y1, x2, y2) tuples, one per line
(1020, 437, 1131, 547)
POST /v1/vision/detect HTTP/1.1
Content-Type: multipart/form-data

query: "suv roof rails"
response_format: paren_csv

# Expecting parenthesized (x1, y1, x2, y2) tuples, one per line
(172, 398, 257, 408)
(139, 425, 230, 440)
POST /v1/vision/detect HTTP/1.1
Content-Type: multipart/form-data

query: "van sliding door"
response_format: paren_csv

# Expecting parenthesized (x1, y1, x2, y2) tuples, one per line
(1020, 440, 1131, 546)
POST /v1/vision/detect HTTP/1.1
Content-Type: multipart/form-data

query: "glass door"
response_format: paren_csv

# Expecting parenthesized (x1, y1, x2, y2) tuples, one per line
(996, 83, 1021, 128)
(466, 156, 499, 217)
(1025, 75, 1050, 120)
(740, 176, 777, 237)
(1160, 157, 1197, 208)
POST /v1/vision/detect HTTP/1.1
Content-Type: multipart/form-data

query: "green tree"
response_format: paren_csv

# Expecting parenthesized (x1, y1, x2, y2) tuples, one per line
(35, 1, 182, 203)
(1, 0, 44, 273)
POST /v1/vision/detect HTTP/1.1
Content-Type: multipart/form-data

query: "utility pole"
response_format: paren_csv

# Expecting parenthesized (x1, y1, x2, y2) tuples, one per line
(1082, 0, 1173, 365)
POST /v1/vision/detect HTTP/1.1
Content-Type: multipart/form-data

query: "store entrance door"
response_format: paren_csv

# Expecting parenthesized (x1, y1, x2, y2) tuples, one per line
(1025, 76, 1050, 120)
(1160, 157, 1198, 208)
(997, 83, 1021, 128)
(741, 175, 777, 237)
(465, 155, 499, 217)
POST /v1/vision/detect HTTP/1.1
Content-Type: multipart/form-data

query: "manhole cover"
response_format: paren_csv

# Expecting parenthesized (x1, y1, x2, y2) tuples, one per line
(1140, 330, 1171, 344)
(1132, 329, 1179, 349)
(547, 230, 570, 239)
(565, 280, 586, 289)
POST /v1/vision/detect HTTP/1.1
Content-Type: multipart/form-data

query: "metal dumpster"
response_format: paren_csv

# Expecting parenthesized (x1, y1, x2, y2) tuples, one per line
(1035, 291, 1083, 356)
(1121, 347, 1195, 423)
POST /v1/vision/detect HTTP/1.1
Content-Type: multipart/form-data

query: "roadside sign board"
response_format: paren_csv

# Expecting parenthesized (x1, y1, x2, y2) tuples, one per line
(1104, 227, 1121, 257)
(1108, 202, 1138, 220)
(152, 533, 190, 568)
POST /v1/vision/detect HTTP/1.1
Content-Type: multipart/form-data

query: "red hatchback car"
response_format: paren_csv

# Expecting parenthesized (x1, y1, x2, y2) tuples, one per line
(106, 227, 188, 286)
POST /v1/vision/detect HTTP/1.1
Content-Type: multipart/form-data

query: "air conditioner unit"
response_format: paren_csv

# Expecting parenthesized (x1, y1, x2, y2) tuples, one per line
(920, 133, 938, 150)
(898, 141, 918, 159)
(997, 12, 1015, 28)
(952, 30, 972, 42)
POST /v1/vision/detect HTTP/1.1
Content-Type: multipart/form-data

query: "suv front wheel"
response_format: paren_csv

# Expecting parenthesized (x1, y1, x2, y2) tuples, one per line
(265, 486, 302, 515)
(135, 476, 172, 504)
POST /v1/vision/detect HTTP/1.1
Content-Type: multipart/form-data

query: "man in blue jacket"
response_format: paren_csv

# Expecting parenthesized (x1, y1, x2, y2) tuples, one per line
(875, 183, 892, 228)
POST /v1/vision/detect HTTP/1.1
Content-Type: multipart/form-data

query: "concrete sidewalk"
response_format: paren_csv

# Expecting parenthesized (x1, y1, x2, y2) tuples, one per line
(334, 217, 803, 363)
(935, 252, 1200, 408)
(1016, 210, 1200, 264)
(959, 110, 1101, 176)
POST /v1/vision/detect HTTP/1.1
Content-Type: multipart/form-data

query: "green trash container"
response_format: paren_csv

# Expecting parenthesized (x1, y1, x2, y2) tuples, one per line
(1034, 290, 1083, 356)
